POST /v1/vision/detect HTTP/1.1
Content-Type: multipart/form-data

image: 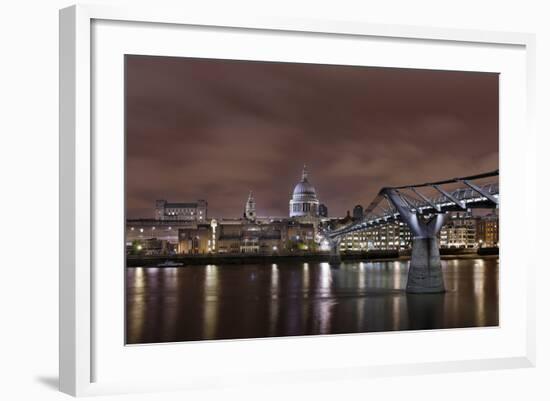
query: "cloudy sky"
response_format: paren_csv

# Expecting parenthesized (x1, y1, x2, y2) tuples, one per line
(125, 55, 498, 219)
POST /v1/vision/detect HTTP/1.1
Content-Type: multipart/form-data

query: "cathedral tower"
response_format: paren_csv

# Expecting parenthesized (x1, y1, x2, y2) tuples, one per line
(244, 191, 256, 221)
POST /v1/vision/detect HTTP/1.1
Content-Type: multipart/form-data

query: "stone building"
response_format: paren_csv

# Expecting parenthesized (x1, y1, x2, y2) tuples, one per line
(240, 222, 282, 253)
(216, 219, 243, 254)
(477, 211, 499, 247)
(178, 224, 218, 255)
(244, 191, 256, 221)
(172, 213, 314, 255)
(286, 220, 316, 251)
(155, 199, 207, 222)
(214, 219, 312, 254)
(177, 224, 213, 254)
(289, 165, 320, 223)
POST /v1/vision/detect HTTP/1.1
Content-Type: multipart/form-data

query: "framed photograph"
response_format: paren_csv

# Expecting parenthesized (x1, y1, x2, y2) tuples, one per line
(59, 4, 536, 397)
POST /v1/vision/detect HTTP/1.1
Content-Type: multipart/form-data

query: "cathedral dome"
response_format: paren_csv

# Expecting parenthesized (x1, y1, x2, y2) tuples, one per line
(292, 178, 317, 199)
(289, 165, 320, 218)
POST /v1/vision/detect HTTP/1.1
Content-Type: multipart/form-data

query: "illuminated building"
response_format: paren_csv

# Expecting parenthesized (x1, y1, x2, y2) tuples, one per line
(286, 221, 316, 251)
(477, 211, 499, 247)
(127, 237, 174, 256)
(244, 191, 256, 221)
(439, 212, 479, 249)
(126, 219, 183, 245)
(215, 219, 242, 253)
(172, 193, 312, 254)
(338, 221, 412, 251)
(289, 165, 320, 220)
(155, 199, 207, 222)
(177, 224, 212, 254)
(240, 223, 282, 253)
(214, 219, 294, 254)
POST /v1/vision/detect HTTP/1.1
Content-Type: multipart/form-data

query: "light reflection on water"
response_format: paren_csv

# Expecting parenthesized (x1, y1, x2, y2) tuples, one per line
(126, 257, 499, 344)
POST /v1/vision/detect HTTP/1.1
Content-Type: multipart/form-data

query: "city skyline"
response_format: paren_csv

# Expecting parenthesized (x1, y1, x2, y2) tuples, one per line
(126, 55, 498, 219)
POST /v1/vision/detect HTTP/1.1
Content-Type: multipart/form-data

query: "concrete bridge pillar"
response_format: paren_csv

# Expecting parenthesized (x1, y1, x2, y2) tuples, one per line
(407, 236, 445, 293)
(383, 189, 447, 293)
(328, 237, 341, 265)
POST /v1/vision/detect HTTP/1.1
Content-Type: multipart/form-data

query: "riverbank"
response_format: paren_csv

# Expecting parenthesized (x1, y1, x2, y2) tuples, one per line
(126, 248, 499, 267)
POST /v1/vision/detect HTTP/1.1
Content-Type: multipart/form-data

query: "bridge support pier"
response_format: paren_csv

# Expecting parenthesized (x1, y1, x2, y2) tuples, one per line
(328, 238, 341, 265)
(383, 188, 448, 294)
(407, 237, 445, 293)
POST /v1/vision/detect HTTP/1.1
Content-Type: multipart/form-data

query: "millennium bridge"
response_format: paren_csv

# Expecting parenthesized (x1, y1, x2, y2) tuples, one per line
(324, 170, 499, 294)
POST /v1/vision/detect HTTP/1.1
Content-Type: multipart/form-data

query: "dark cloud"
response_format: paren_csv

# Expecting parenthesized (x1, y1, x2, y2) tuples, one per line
(126, 55, 498, 219)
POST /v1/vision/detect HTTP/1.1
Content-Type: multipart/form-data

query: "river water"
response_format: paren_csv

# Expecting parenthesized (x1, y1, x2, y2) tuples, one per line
(126, 257, 499, 344)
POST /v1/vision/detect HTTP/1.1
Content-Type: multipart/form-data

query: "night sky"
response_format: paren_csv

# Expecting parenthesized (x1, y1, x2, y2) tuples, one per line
(126, 55, 498, 219)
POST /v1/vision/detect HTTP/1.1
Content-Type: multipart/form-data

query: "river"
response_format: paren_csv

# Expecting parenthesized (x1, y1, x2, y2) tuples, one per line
(126, 257, 499, 344)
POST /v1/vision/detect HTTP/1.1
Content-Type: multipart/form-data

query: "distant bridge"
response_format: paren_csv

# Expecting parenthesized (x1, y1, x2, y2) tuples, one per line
(324, 170, 499, 294)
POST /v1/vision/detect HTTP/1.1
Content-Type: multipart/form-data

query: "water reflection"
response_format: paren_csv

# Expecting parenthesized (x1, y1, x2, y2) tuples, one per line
(203, 265, 219, 339)
(126, 258, 499, 344)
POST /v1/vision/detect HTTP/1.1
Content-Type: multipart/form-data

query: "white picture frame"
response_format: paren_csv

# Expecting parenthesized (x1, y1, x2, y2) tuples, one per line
(59, 4, 536, 397)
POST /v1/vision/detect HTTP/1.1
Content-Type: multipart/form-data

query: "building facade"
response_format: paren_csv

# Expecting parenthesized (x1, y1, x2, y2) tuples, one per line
(286, 220, 316, 251)
(126, 219, 185, 245)
(244, 191, 256, 221)
(176, 218, 313, 255)
(155, 199, 207, 222)
(338, 221, 412, 251)
(330, 211, 497, 252)
(216, 219, 242, 254)
(177, 224, 213, 254)
(477, 211, 499, 247)
(289, 165, 320, 220)
(439, 212, 479, 249)
(127, 237, 175, 256)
